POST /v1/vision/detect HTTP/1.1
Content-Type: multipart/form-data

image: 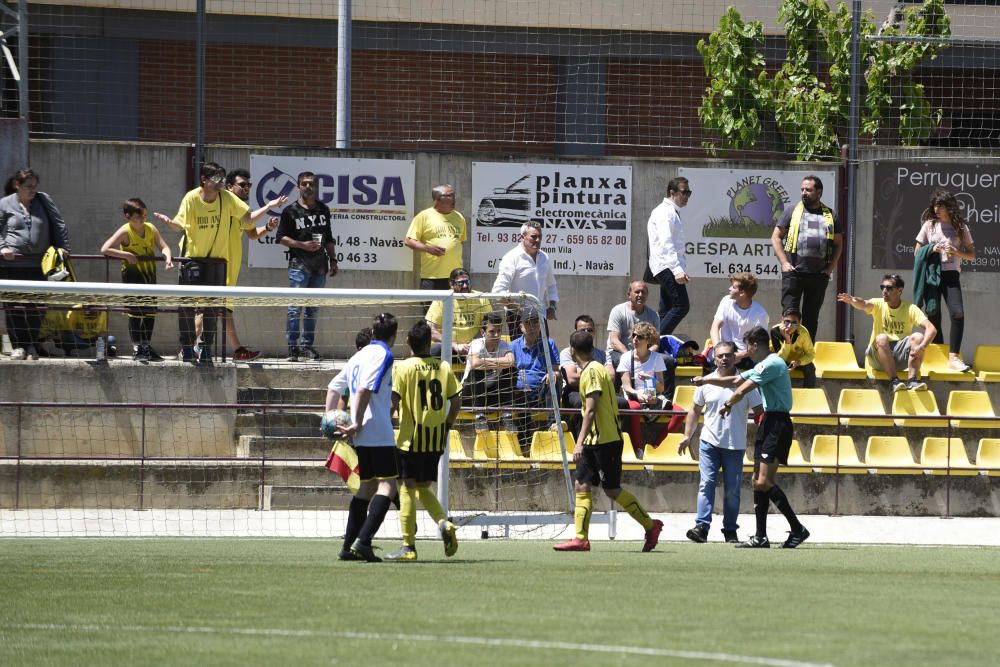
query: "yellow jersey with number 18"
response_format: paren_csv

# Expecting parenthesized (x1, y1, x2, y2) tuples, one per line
(392, 355, 462, 453)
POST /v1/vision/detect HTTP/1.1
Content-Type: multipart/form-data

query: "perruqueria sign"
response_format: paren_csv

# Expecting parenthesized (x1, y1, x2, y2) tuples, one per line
(872, 161, 1000, 272)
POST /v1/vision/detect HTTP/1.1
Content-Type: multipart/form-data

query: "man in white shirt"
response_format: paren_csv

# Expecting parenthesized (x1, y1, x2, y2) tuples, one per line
(647, 177, 692, 336)
(605, 280, 660, 375)
(678, 341, 763, 543)
(491, 221, 558, 334)
(710, 272, 769, 370)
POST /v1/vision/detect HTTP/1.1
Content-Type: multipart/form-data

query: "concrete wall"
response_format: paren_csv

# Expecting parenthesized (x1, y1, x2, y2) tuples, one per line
(28, 140, 998, 360)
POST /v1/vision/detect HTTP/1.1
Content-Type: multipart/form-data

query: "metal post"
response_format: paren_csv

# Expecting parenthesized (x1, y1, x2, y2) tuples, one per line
(843, 0, 862, 342)
(138, 406, 146, 510)
(437, 294, 454, 517)
(17, 0, 27, 120)
(336, 0, 352, 149)
(194, 0, 206, 172)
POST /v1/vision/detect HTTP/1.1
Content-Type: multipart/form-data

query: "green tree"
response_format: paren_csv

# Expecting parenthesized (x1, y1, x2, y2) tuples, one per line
(697, 0, 951, 159)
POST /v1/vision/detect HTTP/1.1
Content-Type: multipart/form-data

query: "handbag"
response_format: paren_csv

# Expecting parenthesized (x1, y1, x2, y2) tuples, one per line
(41, 246, 76, 282)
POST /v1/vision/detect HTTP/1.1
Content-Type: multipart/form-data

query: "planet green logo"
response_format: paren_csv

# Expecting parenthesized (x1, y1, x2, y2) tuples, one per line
(704, 179, 789, 239)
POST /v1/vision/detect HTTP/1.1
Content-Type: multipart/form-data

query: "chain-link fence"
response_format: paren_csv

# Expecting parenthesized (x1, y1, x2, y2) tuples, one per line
(3, 1, 999, 161)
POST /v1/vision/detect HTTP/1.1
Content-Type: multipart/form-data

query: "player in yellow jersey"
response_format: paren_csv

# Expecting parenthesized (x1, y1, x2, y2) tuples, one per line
(553, 330, 663, 552)
(386, 320, 462, 561)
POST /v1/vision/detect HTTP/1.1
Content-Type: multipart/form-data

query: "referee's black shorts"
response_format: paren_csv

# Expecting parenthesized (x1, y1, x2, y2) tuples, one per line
(753, 412, 793, 466)
(357, 446, 399, 481)
(575, 440, 623, 490)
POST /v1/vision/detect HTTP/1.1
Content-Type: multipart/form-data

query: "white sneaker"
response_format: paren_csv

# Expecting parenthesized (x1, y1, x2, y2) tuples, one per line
(10, 347, 26, 360)
(948, 358, 971, 372)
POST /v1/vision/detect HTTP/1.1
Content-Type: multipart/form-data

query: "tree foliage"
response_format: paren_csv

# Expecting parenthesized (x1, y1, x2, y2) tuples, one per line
(697, 0, 951, 159)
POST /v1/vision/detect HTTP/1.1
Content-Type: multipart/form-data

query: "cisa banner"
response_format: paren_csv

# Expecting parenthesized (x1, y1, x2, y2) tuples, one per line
(247, 156, 415, 270)
(470, 162, 632, 276)
(677, 167, 838, 279)
(872, 161, 1000, 272)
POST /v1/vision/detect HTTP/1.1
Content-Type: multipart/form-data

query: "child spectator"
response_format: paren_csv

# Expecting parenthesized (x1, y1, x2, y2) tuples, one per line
(769, 307, 816, 388)
(100, 197, 173, 361)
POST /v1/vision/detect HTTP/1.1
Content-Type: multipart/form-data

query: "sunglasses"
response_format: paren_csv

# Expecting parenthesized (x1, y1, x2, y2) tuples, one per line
(677, 189, 693, 196)
(879, 284, 897, 291)
(235, 181, 251, 189)
(452, 279, 470, 287)
(208, 174, 226, 185)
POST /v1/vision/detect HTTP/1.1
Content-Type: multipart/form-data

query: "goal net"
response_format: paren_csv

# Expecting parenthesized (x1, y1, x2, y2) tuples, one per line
(0, 278, 582, 540)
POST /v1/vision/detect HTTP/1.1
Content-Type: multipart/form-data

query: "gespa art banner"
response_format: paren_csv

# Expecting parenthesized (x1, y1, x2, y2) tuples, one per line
(677, 167, 839, 279)
(247, 156, 415, 270)
(471, 162, 632, 276)
(872, 161, 1000, 272)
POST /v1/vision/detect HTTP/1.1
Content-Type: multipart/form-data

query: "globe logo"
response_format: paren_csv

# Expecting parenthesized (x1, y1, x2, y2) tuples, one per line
(728, 182, 786, 231)
(705, 177, 791, 238)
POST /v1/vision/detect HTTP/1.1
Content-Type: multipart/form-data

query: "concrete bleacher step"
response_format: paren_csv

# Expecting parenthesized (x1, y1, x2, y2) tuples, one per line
(234, 411, 323, 438)
(236, 435, 330, 459)
(237, 387, 326, 406)
(236, 366, 341, 390)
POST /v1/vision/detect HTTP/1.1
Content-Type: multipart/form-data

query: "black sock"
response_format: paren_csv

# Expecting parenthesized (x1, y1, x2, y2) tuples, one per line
(128, 318, 142, 346)
(769, 485, 802, 532)
(342, 496, 369, 552)
(357, 494, 392, 546)
(142, 317, 156, 344)
(753, 490, 769, 538)
(391, 493, 400, 510)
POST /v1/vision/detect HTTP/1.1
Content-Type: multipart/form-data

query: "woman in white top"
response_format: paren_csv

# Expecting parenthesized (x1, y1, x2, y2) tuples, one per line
(915, 189, 976, 372)
(617, 321, 668, 455)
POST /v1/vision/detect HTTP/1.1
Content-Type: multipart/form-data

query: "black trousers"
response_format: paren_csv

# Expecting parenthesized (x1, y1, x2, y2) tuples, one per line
(780, 270, 830, 342)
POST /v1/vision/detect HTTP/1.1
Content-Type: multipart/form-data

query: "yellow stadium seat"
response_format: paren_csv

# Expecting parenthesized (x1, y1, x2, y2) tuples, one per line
(528, 429, 574, 467)
(946, 391, 1000, 429)
(864, 356, 907, 381)
(809, 435, 864, 472)
(837, 389, 893, 426)
(473, 430, 529, 468)
(973, 345, 1000, 382)
(865, 436, 920, 474)
(976, 439, 1000, 475)
(791, 388, 837, 426)
(813, 341, 867, 380)
(919, 438, 976, 476)
(641, 434, 698, 471)
(786, 439, 808, 468)
(621, 435, 643, 470)
(675, 365, 701, 378)
(448, 430, 471, 467)
(924, 344, 976, 382)
(673, 384, 696, 409)
(891, 390, 947, 428)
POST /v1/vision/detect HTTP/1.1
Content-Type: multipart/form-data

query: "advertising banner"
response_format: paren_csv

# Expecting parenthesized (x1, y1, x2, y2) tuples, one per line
(872, 161, 1000, 272)
(677, 167, 839, 279)
(470, 162, 632, 276)
(247, 156, 415, 270)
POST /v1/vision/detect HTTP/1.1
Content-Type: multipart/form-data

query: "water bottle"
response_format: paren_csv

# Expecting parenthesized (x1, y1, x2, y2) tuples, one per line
(95, 337, 106, 361)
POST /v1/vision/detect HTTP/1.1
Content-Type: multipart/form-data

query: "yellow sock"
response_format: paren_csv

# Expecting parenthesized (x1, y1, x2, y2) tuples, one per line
(615, 489, 653, 530)
(399, 485, 417, 547)
(574, 491, 592, 540)
(415, 485, 446, 524)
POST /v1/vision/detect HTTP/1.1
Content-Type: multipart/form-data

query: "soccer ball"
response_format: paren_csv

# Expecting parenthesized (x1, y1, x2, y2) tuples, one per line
(320, 409, 352, 440)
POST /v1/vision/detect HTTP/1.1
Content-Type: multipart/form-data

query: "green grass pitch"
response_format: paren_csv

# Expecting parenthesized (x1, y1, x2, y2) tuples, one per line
(1, 538, 997, 666)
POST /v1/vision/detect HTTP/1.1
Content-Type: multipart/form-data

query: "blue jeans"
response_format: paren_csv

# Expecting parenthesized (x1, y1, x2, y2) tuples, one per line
(286, 268, 326, 347)
(696, 441, 744, 532)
